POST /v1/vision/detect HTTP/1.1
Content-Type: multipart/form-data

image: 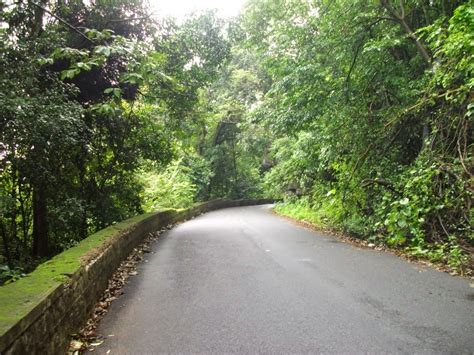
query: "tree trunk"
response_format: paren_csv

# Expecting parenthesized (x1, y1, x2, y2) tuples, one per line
(77, 154, 89, 239)
(0, 221, 12, 268)
(31, 0, 47, 37)
(380, 0, 432, 66)
(32, 187, 48, 257)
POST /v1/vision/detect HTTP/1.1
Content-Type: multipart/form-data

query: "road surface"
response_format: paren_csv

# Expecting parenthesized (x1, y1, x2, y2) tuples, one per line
(94, 205, 473, 353)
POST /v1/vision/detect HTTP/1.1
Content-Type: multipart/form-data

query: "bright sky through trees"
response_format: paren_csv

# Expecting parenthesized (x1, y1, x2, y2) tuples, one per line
(150, 0, 247, 18)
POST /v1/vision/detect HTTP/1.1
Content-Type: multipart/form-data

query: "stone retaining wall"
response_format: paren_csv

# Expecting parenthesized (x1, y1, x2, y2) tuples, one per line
(0, 199, 273, 354)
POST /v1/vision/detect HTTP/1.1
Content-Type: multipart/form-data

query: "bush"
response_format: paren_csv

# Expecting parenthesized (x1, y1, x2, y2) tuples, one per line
(139, 159, 197, 212)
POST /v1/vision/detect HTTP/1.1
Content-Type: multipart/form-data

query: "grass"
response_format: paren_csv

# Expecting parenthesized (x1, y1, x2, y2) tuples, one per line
(273, 200, 331, 227)
(274, 200, 472, 276)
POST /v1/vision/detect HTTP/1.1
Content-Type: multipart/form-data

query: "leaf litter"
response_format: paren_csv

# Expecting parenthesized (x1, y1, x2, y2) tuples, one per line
(68, 224, 174, 354)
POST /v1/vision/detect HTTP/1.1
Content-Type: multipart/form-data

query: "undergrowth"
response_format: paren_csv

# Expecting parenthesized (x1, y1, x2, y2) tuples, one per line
(274, 198, 472, 275)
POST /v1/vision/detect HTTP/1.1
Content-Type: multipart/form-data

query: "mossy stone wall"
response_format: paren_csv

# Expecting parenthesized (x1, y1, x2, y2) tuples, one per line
(0, 199, 272, 354)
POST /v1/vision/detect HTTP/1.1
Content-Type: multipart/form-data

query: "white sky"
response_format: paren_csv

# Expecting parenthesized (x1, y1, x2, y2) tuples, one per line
(150, 0, 247, 19)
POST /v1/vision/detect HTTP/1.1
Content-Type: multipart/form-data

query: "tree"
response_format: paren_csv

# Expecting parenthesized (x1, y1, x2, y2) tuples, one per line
(241, 0, 472, 267)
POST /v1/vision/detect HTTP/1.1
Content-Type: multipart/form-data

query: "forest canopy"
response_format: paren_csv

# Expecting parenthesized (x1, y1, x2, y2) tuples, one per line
(1, 0, 472, 282)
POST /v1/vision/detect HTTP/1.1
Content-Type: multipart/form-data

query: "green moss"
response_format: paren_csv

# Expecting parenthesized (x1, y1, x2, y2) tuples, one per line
(0, 211, 158, 336)
(0, 201, 231, 339)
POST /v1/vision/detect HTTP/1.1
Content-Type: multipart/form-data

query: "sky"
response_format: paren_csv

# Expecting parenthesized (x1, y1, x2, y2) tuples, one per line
(150, 0, 247, 19)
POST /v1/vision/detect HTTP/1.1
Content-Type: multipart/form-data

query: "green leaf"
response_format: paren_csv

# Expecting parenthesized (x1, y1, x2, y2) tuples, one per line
(94, 46, 111, 57)
(399, 198, 409, 206)
(60, 69, 80, 80)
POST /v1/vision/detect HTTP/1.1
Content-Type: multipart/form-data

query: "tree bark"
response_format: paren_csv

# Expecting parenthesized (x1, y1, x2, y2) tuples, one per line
(32, 187, 48, 257)
(30, 0, 46, 37)
(0, 221, 12, 268)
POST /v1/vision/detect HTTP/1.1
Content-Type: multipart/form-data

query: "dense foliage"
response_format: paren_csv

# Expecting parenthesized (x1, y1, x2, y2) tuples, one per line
(0, 0, 231, 281)
(242, 0, 473, 271)
(1, 0, 472, 282)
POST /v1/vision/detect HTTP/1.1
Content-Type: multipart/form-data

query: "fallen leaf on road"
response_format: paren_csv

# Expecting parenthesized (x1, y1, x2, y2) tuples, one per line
(68, 230, 166, 353)
(70, 340, 83, 351)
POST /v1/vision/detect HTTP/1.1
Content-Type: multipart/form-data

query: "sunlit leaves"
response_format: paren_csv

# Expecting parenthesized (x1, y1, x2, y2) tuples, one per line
(243, 0, 472, 267)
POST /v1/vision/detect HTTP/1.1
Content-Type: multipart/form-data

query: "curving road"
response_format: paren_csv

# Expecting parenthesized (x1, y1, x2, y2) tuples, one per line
(94, 205, 473, 354)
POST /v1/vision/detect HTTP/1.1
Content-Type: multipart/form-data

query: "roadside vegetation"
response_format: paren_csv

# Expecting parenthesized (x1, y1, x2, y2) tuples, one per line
(252, 0, 473, 273)
(1, 0, 472, 284)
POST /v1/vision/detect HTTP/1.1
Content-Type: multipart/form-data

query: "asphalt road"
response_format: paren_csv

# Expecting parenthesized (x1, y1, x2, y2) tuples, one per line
(93, 205, 474, 354)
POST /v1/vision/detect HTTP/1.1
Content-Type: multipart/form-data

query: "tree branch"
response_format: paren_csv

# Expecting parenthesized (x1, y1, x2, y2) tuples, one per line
(344, 36, 365, 102)
(30, 1, 94, 44)
(380, 0, 431, 65)
(398, 0, 405, 19)
(105, 14, 153, 26)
